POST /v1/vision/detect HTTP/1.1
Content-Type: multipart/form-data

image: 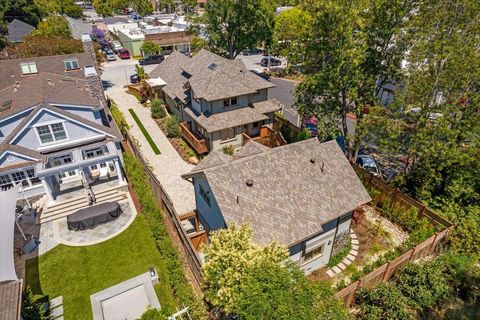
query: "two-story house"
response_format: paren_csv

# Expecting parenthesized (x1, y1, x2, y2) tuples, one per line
(182, 139, 371, 274)
(148, 49, 285, 154)
(0, 35, 126, 222)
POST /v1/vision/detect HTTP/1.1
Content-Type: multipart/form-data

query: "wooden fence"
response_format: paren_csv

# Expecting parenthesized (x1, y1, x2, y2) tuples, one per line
(123, 132, 204, 286)
(335, 165, 454, 306)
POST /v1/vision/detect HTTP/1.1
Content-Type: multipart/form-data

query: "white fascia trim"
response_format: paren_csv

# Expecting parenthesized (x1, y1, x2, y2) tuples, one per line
(0, 107, 36, 125)
(0, 150, 39, 162)
(10, 107, 115, 143)
(37, 135, 106, 152)
(50, 103, 99, 109)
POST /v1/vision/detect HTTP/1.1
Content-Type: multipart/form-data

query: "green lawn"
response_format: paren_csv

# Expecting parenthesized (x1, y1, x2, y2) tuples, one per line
(128, 108, 161, 155)
(25, 216, 176, 319)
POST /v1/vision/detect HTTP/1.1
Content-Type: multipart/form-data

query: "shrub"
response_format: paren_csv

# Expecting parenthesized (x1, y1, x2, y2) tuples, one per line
(327, 240, 352, 268)
(352, 207, 366, 225)
(395, 260, 452, 311)
(64, 4, 83, 18)
(21, 286, 49, 320)
(123, 153, 208, 319)
(356, 284, 413, 320)
(150, 99, 166, 119)
(164, 116, 181, 138)
(222, 145, 234, 155)
(109, 100, 129, 134)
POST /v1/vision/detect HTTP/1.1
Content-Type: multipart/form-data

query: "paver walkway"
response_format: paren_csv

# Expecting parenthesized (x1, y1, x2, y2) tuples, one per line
(106, 90, 196, 215)
(326, 229, 359, 278)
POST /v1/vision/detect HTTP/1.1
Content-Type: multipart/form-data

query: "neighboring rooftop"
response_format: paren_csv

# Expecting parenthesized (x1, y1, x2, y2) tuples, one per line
(183, 139, 371, 246)
(149, 49, 275, 103)
(0, 280, 22, 320)
(7, 19, 35, 43)
(0, 52, 95, 89)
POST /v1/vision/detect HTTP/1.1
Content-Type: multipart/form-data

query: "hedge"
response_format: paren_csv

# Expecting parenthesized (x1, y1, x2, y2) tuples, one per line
(123, 153, 208, 319)
(109, 99, 129, 134)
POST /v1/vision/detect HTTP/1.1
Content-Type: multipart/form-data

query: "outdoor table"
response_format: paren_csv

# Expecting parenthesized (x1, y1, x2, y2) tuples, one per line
(67, 201, 121, 231)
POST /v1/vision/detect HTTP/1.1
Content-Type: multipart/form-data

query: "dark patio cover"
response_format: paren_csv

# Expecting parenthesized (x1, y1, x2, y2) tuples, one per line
(67, 202, 121, 231)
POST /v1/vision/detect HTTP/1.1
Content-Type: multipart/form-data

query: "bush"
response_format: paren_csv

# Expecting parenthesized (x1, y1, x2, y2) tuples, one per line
(21, 286, 49, 320)
(123, 153, 208, 319)
(109, 100, 129, 134)
(164, 116, 181, 138)
(356, 284, 413, 320)
(352, 207, 366, 225)
(327, 240, 352, 268)
(222, 145, 234, 155)
(150, 99, 166, 119)
(64, 4, 83, 18)
(395, 260, 452, 311)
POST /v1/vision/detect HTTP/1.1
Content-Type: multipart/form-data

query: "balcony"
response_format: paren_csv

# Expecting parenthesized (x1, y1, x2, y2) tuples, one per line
(180, 122, 209, 154)
(242, 125, 287, 148)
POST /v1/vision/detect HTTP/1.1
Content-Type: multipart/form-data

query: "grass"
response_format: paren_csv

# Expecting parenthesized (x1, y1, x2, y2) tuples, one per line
(25, 216, 176, 319)
(128, 108, 161, 155)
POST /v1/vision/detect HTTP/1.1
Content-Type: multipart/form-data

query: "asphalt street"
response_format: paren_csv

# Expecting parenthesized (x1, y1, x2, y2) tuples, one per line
(101, 59, 157, 93)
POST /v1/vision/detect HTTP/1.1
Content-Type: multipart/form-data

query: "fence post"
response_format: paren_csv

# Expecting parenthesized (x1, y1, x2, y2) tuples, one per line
(419, 204, 426, 218)
(428, 232, 439, 254)
(381, 262, 391, 282)
(409, 246, 417, 262)
(390, 189, 399, 210)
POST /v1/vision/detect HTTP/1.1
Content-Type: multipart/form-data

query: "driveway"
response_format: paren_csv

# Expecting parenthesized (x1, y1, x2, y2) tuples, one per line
(101, 59, 157, 93)
(66, 16, 93, 40)
(102, 61, 195, 215)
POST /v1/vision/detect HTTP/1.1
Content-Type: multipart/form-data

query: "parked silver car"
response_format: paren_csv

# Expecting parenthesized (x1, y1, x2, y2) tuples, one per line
(104, 49, 116, 61)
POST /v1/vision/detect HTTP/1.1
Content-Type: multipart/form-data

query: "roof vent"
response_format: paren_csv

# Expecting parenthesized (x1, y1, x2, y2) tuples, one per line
(208, 63, 217, 70)
(0, 100, 12, 112)
(321, 162, 325, 173)
(246, 179, 254, 187)
(310, 158, 316, 164)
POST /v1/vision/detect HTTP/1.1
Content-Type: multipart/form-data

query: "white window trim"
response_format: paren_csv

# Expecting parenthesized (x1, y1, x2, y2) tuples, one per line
(34, 122, 70, 146)
(64, 58, 80, 70)
(0, 166, 39, 190)
(20, 62, 38, 75)
(301, 242, 325, 266)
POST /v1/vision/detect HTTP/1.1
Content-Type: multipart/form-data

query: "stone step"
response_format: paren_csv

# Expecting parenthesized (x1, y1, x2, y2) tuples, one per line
(338, 262, 347, 270)
(49, 296, 63, 309)
(341, 257, 353, 266)
(352, 244, 359, 251)
(352, 239, 359, 245)
(332, 266, 342, 274)
(326, 269, 335, 278)
(346, 253, 356, 261)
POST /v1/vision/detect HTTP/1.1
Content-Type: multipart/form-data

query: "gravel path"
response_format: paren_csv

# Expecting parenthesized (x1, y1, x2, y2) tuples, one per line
(363, 204, 409, 247)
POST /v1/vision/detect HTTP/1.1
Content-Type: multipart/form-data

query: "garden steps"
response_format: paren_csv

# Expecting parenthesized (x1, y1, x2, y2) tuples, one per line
(326, 229, 359, 277)
(40, 187, 127, 224)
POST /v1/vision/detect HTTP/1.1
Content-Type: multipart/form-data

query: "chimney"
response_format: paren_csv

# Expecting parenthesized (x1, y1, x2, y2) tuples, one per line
(81, 34, 97, 69)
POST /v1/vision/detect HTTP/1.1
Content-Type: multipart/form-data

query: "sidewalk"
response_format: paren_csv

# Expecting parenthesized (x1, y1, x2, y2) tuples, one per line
(107, 90, 196, 215)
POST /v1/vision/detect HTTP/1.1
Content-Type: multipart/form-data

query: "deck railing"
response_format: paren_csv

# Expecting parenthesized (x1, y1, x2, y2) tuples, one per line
(179, 122, 209, 154)
(242, 125, 287, 148)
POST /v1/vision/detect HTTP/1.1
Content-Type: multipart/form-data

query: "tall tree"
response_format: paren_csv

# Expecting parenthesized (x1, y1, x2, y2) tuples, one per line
(1, 0, 43, 26)
(272, 7, 312, 66)
(202, 0, 274, 59)
(294, 0, 366, 153)
(32, 16, 71, 38)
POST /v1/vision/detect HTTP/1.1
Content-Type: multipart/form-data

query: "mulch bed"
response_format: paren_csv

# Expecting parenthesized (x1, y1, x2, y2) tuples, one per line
(155, 118, 200, 164)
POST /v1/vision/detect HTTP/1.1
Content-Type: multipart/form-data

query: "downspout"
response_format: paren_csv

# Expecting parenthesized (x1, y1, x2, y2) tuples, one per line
(328, 216, 341, 265)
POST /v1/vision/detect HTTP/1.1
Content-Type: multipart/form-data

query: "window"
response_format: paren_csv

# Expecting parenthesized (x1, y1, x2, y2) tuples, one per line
(0, 174, 12, 186)
(100, 163, 107, 168)
(253, 121, 259, 128)
(49, 154, 72, 167)
(220, 127, 235, 141)
(20, 62, 38, 75)
(302, 242, 325, 264)
(26, 168, 40, 185)
(64, 59, 79, 70)
(84, 147, 105, 159)
(90, 164, 98, 170)
(36, 122, 67, 144)
(11, 171, 29, 187)
(223, 97, 238, 108)
(199, 184, 211, 207)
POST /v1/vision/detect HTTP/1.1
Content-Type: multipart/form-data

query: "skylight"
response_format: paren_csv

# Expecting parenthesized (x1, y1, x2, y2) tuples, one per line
(0, 100, 12, 112)
(208, 63, 217, 70)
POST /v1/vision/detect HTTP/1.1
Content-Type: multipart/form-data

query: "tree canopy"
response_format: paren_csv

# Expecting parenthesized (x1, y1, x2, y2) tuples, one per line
(32, 16, 71, 38)
(202, 224, 348, 319)
(202, 0, 274, 59)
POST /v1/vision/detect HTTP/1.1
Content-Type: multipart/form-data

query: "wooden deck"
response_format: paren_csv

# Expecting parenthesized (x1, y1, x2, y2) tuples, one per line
(180, 122, 209, 154)
(242, 125, 287, 148)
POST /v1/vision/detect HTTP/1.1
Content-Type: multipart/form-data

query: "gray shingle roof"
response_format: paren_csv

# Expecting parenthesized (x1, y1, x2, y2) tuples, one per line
(7, 19, 35, 43)
(184, 139, 371, 246)
(183, 99, 282, 133)
(149, 49, 275, 103)
(0, 52, 95, 90)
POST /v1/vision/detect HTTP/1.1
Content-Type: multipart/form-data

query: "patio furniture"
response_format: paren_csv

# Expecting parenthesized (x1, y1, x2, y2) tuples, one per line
(91, 169, 100, 181)
(67, 202, 121, 231)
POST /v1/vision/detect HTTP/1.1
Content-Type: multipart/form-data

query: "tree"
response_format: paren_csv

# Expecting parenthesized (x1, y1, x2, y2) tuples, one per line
(190, 36, 206, 55)
(21, 286, 49, 320)
(294, 0, 366, 157)
(5, 35, 83, 58)
(32, 16, 71, 38)
(135, 64, 147, 80)
(202, 224, 348, 319)
(141, 41, 160, 56)
(1, 0, 43, 27)
(202, 224, 289, 312)
(202, 0, 274, 59)
(131, 0, 153, 16)
(90, 25, 109, 48)
(64, 4, 83, 18)
(151, 98, 166, 119)
(272, 7, 311, 66)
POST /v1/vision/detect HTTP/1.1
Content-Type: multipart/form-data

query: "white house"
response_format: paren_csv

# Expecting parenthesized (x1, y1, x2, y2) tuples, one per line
(182, 138, 371, 274)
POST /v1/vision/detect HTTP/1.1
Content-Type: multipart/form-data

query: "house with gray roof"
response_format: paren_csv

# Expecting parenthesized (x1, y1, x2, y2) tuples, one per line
(182, 138, 371, 274)
(0, 35, 127, 219)
(7, 19, 35, 43)
(148, 49, 286, 154)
